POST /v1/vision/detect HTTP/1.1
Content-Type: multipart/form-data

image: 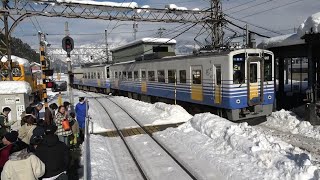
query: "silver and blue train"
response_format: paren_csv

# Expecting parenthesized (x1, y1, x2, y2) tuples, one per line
(74, 48, 274, 121)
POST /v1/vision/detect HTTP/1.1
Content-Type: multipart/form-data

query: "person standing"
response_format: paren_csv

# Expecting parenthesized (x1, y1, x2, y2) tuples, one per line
(1, 141, 45, 180)
(33, 103, 43, 124)
(44, 103, 58, 126)
(55, 106, 72, 146)
(0, 131, 19, 173)
(75, 97, 88, 142)
(0, 108, 11, 138)
(18, 115, 37, 144)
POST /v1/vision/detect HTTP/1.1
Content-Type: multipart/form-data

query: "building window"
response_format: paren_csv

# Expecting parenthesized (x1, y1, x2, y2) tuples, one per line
(148, 71, 155, 81)
(141, 70, 146, 81)
(128, 71, 133, 80)
(157, 70, 165, 83)
(179, 70, 186, 84)
(192, 70, 201, 84)
(153, 46, 169, 52)
(134, 71, 139, 81)
(168, 70, 176, 83)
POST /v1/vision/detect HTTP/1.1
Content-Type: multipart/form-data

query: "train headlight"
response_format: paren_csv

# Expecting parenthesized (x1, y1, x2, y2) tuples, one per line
(236, 99, 241, 104)
(268, 95, 272, 100)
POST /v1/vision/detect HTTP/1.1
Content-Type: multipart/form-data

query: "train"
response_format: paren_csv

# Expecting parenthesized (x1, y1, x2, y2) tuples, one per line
(73, 48, 275, 121)
(0, 55, 44, 101)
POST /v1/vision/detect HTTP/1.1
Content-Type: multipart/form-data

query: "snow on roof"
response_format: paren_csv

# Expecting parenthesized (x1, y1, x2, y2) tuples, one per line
(0, 81, 32, 94)
(297, 12, 320, 37)
(165, 4, 188, 11)
(1, 55, 30, 67)
(30, 62, 41, 67)
(259, 12, 320, 49)
(258, 33, 305, 49)
(111, 38, 176, 52)
(56, 0, 138, 8)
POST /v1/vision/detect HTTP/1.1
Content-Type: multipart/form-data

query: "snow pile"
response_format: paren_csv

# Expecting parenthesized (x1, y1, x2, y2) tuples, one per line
(112, 96, 192, 125)
(57, 0, 138, 8)
(165, 4, 187, 11)
(157, 113, 320, 179)
(298, 12, 320, 37)
(136, 5, 150, 13)
(259, 33, 304, 49)
(0, 81, 32, 94)
(1, 55, 30, 67)
(264, 110, 320, 140)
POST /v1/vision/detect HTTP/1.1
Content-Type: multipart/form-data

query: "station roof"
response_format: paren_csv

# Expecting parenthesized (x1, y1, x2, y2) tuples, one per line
(1, 55, 30, 67)
(111, 38, 176, 52)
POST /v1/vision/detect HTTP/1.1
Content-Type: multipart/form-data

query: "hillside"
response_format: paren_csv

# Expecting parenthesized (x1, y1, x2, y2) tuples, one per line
(0, 33, 39, 62)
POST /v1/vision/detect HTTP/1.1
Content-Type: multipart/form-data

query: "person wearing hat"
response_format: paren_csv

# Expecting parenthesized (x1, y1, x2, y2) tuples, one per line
(1, 132, 45, 180)
(35, 124, 69, 179)
(75, 97, 88, 143)
(0, 131, 18, 173)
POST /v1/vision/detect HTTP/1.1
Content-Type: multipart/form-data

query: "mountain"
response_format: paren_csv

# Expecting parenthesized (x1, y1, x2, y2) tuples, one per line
(0, 33, 39, 62)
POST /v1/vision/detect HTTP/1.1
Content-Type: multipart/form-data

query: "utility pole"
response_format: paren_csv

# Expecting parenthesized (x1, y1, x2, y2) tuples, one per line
(105, 29, 109, 63)
(65, 22, 74, 112)
(3, 0, 12, 81)
(210, 0, 223, 49)
(39, 32, 49, 107)
(157, 27, 166, 38)
(133, 21, 138, 40)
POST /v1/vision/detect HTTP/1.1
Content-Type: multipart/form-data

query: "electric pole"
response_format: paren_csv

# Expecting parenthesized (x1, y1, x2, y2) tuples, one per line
(105, 29, 109, 63)
(3, 0, 12, 81)
(133, 21, 138, 40)
(157, 27, 166, 38)
(210, 0, 223, 49)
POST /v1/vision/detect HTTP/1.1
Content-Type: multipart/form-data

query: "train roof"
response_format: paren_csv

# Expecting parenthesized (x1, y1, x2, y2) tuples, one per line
(111, 38, 177, 52)
(1, 55, 30, 67)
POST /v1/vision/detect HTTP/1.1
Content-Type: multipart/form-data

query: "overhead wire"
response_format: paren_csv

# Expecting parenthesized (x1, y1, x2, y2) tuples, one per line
(228, 0, 275, 15)
(224, 0, 259, 11)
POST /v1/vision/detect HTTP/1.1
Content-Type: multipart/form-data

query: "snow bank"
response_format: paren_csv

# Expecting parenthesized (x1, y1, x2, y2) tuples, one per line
(259, 33, 304, 49)
(57, 0, 138, 8)
(1, 55, 30, 67)
(0, 81, 32, 94)
(112, 96, 192, 125)
(158, 113, 320, 179)
(298, 12, 320, 37)
(264, 110, 320, 140)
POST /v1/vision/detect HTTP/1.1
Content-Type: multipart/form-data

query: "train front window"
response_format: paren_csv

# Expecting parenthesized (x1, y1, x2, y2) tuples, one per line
(233, 53, 245, 84)
(250, 64, 258, 83)
(0, 69, 9, 78)
(12, 67, 21, 77)
(263, 53, 273, 81)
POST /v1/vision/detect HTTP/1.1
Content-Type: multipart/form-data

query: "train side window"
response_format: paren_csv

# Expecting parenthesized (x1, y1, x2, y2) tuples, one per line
(263, 53, 273, 81)
(250, 64, 258, 83)
(107, 68, 110, 78)
(134, 71, 138, 81)
(123, 71, 127, 80)
(148, 71, 155, 81)
(97, 72, 101, 79)
(192, 70, 202, 84)
(168, 70, 176, 83)
(141, 70, 146, 81)
(179, 70, 186, 84)
(94, 72, 96, 79)
(91, 73, 94, 79)
(119, 72, 122, 79)
(128, 71, 133, 80)
(157, 70, 165, 83)
(115, 72, 118, 78)
(215, 65, 221, 85)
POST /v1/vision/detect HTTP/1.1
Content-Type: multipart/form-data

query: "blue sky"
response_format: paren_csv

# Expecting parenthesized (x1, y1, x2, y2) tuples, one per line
(11, 0, 320, 50)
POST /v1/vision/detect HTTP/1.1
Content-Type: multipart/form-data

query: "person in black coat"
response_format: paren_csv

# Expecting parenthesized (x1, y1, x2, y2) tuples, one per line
(35, 124, 69, 179)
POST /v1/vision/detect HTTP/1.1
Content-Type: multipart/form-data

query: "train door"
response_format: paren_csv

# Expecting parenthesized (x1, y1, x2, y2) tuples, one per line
(247, 56, 264, 106)
(214, 64, 222, 104)
(191, 66, 203, 101)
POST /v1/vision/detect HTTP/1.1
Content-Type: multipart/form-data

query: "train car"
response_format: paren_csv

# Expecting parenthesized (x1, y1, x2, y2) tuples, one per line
(0, 55, 43, 101)
(73, 64, 111, 93)
(108, 49, 274, 121)
(74, 48, 274, 121)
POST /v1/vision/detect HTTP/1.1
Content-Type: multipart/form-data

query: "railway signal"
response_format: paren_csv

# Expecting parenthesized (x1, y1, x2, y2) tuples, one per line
(62, 36, 74, 57)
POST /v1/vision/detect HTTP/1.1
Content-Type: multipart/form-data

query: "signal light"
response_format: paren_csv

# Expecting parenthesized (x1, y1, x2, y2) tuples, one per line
(46, 81, 54, 88)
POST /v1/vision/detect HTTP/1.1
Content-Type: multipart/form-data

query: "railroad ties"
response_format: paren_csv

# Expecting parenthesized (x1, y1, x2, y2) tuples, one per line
(95, 123, 183, 137)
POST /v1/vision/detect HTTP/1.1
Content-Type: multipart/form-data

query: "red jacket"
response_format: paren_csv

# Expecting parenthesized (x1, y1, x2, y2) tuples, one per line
(0, 144, 13, 168)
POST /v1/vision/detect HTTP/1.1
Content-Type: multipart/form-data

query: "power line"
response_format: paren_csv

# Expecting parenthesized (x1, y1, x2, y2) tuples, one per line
(241, 0, 303, 19)
(226, 20, 271, 38)
(29, 17, 39, 32)
(33, 16, 43, 32)
(228, 0, 275, 15)
(224, 0, 259, 11)
(225, 15, 283, 35)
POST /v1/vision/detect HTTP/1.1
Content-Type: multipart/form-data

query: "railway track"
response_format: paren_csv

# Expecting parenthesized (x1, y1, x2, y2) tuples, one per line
(83, 91, 198, 180)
